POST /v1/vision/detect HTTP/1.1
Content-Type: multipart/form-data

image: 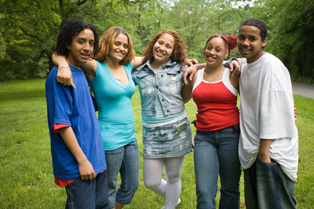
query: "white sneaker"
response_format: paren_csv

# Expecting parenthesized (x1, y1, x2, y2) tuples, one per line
(161, 198, 181, 209)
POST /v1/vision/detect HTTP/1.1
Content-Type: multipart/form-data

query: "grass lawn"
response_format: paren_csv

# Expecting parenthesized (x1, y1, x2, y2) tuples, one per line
(0, 78, 313, 208)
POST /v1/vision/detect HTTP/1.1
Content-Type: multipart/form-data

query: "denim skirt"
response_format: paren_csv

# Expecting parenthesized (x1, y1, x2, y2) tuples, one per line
(142, 117, 193, 159)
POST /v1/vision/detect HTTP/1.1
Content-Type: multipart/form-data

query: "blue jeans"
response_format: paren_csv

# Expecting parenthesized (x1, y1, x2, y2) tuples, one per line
(65, 170, 109, 209)
(244, 158, 297, 209)
(105, 140, 139, 209)
(193, 125, 241, 209)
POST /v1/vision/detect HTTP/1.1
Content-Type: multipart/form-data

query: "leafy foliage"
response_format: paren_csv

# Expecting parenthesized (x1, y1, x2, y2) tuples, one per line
(0, 0, 313, 82)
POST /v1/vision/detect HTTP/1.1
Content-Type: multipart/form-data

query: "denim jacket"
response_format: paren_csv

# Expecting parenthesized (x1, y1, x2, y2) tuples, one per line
(132, 59, 186, 117)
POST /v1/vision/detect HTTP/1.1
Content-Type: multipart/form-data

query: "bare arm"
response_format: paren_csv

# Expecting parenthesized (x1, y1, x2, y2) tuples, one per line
(59, 127, 96, 180)
(132, 57, 144, 69)
(181, 70, 197, 103)
(229, 69, 240, 91)
(258, 139, 272, 163)
(183, 64, 206, 85)
(52, 53, 97, 86)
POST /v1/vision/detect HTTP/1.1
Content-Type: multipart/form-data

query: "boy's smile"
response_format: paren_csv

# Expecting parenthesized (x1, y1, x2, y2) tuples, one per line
(67, 29, 95, 68)
(237, 25, 267, 63)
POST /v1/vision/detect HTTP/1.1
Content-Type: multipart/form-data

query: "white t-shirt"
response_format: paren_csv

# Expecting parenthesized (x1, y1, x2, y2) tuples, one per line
(238, 53, 298, 181)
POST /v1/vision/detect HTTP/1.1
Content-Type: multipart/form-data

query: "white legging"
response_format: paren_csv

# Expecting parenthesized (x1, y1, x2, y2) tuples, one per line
(143, 156, 184, 209)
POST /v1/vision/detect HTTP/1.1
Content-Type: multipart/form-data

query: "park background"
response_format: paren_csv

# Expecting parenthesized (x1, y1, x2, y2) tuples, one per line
(0, 0, 313, 208)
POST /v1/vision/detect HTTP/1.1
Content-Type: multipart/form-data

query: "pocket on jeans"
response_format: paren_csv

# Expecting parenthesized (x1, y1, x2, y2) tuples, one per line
(194, 132, 204, 141)
(231, 124, 240, 135)
(257, 157, 278, 166)
(128, 140, 139, 150)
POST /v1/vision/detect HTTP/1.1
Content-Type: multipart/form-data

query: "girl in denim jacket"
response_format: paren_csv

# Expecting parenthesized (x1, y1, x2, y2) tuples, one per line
(132, 30, 193, 209)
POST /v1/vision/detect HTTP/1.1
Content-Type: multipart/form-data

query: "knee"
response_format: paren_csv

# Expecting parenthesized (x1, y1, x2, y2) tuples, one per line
(129, 179, 139, 192)
(166, 173, 181, 184)
(144, 178, 160, 190)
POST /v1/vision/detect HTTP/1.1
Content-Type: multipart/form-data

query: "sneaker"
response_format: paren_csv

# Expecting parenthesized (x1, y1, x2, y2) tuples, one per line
(161, 198, 181, 209)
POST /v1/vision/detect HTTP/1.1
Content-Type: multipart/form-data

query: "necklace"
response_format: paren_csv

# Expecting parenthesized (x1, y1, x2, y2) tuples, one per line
(203, 68, 223, 83)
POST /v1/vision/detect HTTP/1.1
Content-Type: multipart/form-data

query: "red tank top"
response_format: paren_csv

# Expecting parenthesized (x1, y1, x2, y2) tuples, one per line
(192, 79, 239, 131)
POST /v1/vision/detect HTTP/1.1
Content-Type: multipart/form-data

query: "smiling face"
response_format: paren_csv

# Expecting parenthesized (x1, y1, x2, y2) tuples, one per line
(152, 33, 175, 66)
(67, 28, 94, 68)
(237, 25, 267, 63)
(204, 37, 228, 67)
(108, 33, 129, 62)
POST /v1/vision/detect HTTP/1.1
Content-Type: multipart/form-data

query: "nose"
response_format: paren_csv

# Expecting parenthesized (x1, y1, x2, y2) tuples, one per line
(159, 45, 166, 52)
(83, 42, 92, 51)
(207, 48, 215, 54)
(241, 38, 249, 46)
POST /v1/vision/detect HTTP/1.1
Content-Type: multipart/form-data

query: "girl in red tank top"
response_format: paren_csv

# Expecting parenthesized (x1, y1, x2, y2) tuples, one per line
(182, 34, 242, 209)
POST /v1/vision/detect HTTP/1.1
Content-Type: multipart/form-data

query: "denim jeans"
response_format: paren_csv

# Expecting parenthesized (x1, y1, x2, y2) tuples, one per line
(105, 140, 139, 209)
(244, 158, 297, 209)
(193, 125, 241, 209)
(65, 171, 109, 209)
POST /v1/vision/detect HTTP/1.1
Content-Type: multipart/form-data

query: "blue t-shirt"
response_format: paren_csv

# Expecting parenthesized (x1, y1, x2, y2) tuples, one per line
(89, 61, 136, 151)
(45, 65, 107, 180)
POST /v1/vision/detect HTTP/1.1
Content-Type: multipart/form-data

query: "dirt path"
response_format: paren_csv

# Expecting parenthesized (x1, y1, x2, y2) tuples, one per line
(292, 82, 314, 99)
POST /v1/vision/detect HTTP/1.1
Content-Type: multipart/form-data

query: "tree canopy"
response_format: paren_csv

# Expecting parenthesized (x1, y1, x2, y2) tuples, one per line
(0, 0, 313, 82)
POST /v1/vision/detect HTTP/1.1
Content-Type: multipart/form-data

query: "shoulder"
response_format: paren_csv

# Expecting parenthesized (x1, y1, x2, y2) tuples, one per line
(46, 66, 58, 86)
(123, 61, 134, 72)
(262, 53, 285, 68)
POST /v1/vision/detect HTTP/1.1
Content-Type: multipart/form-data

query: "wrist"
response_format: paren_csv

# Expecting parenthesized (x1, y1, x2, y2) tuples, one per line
(58, 66, 70, 70)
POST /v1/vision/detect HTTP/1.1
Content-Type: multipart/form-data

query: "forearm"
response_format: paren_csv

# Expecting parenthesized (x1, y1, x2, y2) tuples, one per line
(258, 139, 272, 163)
(59, 127, 87, 163)
(59, 126, 95, 180)
(193, 63, 206, 70)
(132, 56, 144, 69)
(181, 83, 193, 104)
(52, 52, 69, 68)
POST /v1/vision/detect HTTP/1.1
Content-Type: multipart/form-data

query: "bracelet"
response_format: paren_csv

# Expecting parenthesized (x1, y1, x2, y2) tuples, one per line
(58, 66, 70, 70)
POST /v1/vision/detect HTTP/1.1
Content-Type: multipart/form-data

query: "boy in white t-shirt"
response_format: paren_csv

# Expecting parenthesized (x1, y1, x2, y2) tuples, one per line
(237, 18, 298, 209)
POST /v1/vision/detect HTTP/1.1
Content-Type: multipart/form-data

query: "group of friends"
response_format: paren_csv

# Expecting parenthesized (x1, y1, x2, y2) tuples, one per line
(45, 17, 298, 209)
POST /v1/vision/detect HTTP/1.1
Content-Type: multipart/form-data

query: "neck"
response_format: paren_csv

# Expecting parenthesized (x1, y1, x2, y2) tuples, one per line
(150, 59, 168, 70)
(105, 57, 121, 70)
(204, 64, 224, 73)
(66, 57, 80, 69)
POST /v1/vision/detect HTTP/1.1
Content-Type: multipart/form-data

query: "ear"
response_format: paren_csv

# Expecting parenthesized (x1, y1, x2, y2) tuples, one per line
(225, 49, 229, 59)
(262, 37, 267, 48)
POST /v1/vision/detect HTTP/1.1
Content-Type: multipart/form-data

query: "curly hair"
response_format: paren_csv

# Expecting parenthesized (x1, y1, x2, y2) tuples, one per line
(55, 18, 99, 57)
(142, 30, 187, 68)
(94, 27, 135, 65)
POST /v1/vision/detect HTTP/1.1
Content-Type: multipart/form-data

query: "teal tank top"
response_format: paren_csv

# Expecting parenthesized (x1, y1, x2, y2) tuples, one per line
(89, 61, 136, 151)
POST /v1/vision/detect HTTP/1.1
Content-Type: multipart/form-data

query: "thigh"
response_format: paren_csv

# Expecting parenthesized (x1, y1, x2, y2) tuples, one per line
(95, 171, 109, 209)
(243, 162, 258, 209)
(194, 132, 219, 184)
(256, 158, 297, 209)
(105, 147, 124, 184)
(120, 140, 140, 181)
(217, 126, 241, 188)
(143, 158, 164, 185)
(65, 178, 96, 209)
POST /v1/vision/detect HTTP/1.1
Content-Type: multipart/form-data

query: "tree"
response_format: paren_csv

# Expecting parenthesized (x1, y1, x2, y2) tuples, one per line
(257, 0, 314, 82)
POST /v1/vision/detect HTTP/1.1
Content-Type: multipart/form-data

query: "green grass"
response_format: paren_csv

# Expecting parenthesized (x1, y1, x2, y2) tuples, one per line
(0, 78, 313, 208)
